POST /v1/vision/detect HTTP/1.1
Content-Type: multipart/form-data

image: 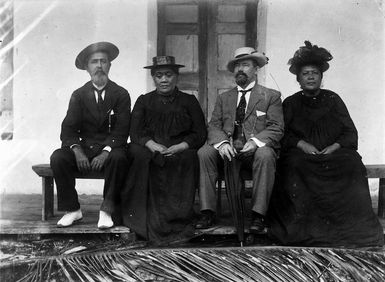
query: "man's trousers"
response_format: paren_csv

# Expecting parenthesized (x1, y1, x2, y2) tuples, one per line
(197, 144, 277, 215)
(50, 147, 130, 214)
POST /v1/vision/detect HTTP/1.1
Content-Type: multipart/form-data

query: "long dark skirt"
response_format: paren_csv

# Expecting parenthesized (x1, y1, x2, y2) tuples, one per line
(268, 148, 384, 247)
(121, 143, 198, 245)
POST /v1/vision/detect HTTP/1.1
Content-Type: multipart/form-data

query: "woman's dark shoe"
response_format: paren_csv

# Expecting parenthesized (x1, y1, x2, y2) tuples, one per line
(195, 211, 215, 229)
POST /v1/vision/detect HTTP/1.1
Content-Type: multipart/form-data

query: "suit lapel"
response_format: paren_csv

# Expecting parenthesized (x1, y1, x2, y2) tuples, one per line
(228, 88, 238, 123)
(245, 85, 263, 120)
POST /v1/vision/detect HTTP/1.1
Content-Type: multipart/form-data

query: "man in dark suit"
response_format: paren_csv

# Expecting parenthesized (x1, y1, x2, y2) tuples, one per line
(196, 47, 284, 233)
(50, 42, 131, 229)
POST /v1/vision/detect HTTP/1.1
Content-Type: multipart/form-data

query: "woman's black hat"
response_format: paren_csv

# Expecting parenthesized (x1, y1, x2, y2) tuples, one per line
(288, 41, 333, 74)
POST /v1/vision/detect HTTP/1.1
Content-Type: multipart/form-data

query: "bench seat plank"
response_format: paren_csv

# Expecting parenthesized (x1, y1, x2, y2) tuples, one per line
(32, 164, 104, 179)
(33, 163, 385, 221)
(365, 164, 385, 178)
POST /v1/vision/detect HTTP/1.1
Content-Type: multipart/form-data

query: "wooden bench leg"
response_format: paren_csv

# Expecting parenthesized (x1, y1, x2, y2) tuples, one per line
(378, 178, 385, 218)
(217, 180, 222, 218)
(42, 176, 54, 221)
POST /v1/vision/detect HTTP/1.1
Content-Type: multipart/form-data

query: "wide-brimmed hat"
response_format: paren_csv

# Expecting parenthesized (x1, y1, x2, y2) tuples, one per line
(143, 56, 185, 70)
(75, 42, 119, 70)
(288, 41, 333, 74)
(227, 47, 268, 72)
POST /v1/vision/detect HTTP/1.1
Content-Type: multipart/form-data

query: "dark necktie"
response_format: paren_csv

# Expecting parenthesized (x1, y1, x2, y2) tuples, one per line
(235, 89, 251, 124)
(94, 88, 104, 105)
(94, 88, 106, 119)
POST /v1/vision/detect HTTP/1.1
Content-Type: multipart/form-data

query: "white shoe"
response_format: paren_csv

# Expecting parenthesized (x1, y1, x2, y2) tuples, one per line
(57, 209, 82, 227)
(97, 210, 114, 229)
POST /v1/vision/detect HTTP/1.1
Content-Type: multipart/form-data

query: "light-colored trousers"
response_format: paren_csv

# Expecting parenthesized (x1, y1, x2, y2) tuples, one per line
(197, 144, 277, 215)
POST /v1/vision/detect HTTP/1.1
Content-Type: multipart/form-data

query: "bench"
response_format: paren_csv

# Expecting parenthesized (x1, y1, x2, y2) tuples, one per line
(217, 164, 385, 218)
(33, 164, 385, 221)
(32, 164, 104, 220)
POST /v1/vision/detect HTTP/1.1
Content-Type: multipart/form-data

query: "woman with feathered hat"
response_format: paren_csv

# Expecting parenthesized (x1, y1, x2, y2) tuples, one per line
(268, 41, 383, 247)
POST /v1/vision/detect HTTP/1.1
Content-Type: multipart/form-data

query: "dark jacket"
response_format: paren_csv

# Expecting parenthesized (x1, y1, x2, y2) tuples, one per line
(60, 80, 131, 154)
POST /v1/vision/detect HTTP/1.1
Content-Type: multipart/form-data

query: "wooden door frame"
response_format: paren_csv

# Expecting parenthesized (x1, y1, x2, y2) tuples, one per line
(156, 0, 259, 119)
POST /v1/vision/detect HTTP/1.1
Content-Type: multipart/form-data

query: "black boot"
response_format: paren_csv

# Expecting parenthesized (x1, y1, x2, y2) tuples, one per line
(195, 210, 215, 229)
(249, 212, 267, 234)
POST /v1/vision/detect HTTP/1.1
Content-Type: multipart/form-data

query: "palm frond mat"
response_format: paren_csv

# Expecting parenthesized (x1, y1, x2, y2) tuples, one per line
(10, 246, 385, 281)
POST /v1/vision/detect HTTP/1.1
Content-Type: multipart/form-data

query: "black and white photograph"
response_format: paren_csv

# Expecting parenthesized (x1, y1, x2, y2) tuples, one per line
(0, 0, 384, 281)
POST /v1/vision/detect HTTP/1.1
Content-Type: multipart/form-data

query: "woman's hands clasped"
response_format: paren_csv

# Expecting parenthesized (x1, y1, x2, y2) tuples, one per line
(297, 140, 341, 155)
(145, 140, 167, 153)
(319, 143, 341, 154)
(162, 142, 189, 157)
(145, 140, 189, 156)
(297, 140, 320, 155)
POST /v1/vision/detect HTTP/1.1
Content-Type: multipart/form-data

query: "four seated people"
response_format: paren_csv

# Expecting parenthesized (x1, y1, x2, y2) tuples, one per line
(49, 41, 383, 247)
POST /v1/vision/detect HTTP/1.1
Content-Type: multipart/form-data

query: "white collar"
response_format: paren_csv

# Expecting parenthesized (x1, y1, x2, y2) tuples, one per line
(237, 81, 255, 92)
(92, 82, 107, 91)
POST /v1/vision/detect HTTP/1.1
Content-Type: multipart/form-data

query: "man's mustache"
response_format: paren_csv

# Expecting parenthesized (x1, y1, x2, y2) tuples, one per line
(235, 71, 248, 79)
(93, 69, 106, 76)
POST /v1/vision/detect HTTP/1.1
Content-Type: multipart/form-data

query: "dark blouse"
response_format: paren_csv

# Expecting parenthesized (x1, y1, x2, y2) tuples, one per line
(282, 89, 358, 151)
(130, 88, 207, 149)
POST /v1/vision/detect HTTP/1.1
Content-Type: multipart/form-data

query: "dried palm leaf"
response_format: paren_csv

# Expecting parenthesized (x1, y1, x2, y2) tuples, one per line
(7, 246, 385, 282)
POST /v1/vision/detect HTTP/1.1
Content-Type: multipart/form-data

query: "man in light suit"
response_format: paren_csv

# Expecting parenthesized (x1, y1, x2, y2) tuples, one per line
(50, 42, 131, 229)
(196, 47, 284, 233)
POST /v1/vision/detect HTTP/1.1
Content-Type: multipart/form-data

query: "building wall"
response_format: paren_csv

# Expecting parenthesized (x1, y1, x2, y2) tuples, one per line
(1, 0, 384, 194)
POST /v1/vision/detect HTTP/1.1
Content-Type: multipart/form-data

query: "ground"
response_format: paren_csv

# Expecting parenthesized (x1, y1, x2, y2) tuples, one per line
(0, 193, 384, 281)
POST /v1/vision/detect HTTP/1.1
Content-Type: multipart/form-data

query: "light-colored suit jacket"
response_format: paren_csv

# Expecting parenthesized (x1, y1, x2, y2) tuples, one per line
(207, 84, 284, 149)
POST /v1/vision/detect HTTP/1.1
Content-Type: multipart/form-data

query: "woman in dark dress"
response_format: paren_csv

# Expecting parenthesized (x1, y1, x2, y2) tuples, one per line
(121, 56, 207, 245)
(269, 41, 383, 247)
